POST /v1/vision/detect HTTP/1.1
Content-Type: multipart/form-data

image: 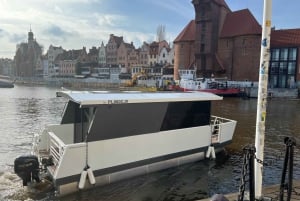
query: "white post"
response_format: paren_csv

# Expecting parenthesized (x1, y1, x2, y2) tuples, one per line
(255, 0, 272, 198)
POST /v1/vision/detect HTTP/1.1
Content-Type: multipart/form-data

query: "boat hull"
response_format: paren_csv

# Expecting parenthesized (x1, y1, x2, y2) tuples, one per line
(55, 145, 228, 196)
(33, 116, 236, 196)
(178, 87, 241, 96)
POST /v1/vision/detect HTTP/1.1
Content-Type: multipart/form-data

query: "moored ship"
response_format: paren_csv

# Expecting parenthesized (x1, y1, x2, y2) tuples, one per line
(14, 90, 237, 196)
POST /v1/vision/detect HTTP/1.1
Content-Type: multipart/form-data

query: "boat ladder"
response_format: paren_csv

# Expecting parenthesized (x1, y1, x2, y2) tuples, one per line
(211, 117, 221, 144)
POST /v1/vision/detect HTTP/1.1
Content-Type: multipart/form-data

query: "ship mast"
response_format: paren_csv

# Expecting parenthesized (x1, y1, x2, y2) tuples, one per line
(254, 0, 272, 198)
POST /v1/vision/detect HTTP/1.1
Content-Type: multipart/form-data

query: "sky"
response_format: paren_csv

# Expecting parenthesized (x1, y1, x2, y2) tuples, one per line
(0, 0, 299, 59)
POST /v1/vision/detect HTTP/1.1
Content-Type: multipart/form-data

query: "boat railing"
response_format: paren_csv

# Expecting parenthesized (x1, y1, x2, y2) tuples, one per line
(210, 115, 236, 144)
(48, 131, 65, 167)
(31, 133, 41, 156)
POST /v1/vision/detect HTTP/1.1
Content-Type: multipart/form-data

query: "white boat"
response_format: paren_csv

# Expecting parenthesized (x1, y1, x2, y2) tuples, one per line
(0, 78, 14, 88)
(14, 90, 237, 196)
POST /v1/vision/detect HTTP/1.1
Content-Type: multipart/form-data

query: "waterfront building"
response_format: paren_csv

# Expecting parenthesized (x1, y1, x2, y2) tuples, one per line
(98, 41, 106, 67)
(218, 9, 262, 81)
(167, 45, 175, 66)
(140, 42, 150, 66)
(173, 20, 196, 80)
(158, 45, 174, 67)
(106, 34, 123, 67)
(174, 0, 300, 88)
(14, 28, 43, 77)
(35, 55, 48, 77)
(117, 41, 135, 69)
(127, 44, 140, 68)
(149, 41, 159, 66)
(55, 48, 86, 77)
(88, 46, 99, 64)
(269, 29, 300, 88)
(47, 45, 64, 77)
(192, 0, 230, 77)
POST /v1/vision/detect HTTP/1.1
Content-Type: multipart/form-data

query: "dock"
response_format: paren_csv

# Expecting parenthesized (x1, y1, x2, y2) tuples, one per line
(198, 180, 300, 201)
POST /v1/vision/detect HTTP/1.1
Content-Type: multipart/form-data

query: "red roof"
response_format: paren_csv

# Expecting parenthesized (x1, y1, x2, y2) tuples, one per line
(174, 20, 195, 43)
(220, 9, 261, 38)
(271, 29, 300, 47)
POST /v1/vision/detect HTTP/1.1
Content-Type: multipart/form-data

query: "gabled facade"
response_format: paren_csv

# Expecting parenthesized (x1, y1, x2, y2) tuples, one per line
(140, 42, 150, 66)
(47, 45, 64, 77)
(56, 48, 87, 77)
(117, 41, 135, 68)
(149, 41, 159, 66)
(106, 34, 123, 67)
(158, 47, 170, 65)
(88, 46, 98, 63)
(127, 46, 139, 68)
(98, 41, 106, 67)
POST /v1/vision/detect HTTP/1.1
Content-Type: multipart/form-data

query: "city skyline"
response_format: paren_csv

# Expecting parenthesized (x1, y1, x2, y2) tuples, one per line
(1, 0, 299, 59)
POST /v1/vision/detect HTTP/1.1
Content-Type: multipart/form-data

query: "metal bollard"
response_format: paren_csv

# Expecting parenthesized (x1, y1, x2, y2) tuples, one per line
(279, 137, 296, 201)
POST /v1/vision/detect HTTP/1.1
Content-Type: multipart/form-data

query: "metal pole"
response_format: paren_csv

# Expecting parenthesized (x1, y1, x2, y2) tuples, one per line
(249, 146, 256, 201)
(254, 0, 272, 198)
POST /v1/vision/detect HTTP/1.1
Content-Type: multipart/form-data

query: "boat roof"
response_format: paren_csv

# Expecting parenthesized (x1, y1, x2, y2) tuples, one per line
(56, 90, 222, 107)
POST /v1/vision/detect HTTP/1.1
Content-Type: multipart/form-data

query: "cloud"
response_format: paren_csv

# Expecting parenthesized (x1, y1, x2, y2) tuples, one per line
(9, 33, 26, 43)
(44, 25, 75, 38)
(94, 13, 127, 27)
(150, 0, 193, 20)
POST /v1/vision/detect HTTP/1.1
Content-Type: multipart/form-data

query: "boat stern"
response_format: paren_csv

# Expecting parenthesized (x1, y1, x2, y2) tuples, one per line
(210, 116, 237, 145)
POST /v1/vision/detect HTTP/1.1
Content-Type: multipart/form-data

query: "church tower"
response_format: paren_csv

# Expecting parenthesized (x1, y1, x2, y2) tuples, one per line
(28, 26, 34, 44)
(192, 0, 230, 76)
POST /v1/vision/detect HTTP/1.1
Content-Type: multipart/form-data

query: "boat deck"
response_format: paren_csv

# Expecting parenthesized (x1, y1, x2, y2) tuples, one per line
(198, 180, 300, 201)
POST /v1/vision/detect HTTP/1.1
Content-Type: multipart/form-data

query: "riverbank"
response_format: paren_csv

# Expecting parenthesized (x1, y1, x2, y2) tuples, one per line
(13, 77, 300, 98)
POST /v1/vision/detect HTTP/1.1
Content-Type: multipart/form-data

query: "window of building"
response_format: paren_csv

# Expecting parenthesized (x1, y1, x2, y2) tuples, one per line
(280, 48, 288, 60)
(202, 22, 206, 31)
(200, 44, 205, 52)
(201, 34, 205, 42)
(269, 47, 297, 88)
(271, 49, 280, 61)
(288, 62, 296, 74)
(289, 48, 297, 60)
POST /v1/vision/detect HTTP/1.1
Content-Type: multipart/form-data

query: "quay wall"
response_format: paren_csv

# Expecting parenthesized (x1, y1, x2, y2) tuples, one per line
(243, 87, 299, 98)
(13, 77, 300, 98)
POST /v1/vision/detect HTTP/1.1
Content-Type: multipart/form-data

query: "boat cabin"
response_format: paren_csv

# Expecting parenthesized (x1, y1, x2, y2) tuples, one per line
(56, 91, 222, 144)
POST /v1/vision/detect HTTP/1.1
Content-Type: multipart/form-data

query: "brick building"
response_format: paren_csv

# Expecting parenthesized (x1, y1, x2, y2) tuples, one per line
(174, 0, 300, 88)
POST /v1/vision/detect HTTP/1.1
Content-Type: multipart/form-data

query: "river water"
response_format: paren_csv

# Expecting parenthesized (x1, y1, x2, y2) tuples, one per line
(0, 85, 299, 201)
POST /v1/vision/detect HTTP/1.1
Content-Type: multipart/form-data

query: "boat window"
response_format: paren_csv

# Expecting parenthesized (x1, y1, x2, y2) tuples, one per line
(61, 101, 81, 124)
(64, 100, 211, 142)
(87, 102, 168, 141)
(160, 101, 210, 131)
(61, 101, 89, 143)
